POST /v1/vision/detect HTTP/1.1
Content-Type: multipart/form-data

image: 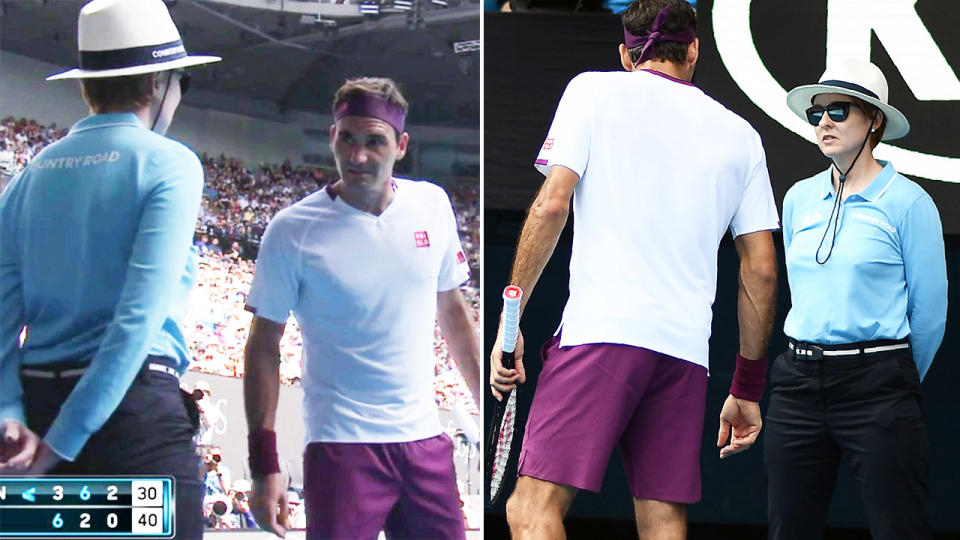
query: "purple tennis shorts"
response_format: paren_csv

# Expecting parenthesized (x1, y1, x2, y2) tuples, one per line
(303, 433, 466, 539)
(518, 335, 708, 503)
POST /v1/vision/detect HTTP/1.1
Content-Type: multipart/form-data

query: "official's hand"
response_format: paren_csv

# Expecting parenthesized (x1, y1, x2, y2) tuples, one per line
(489, 326, 525, 401)
(0, 420, 42, 472)
(717, 394, 763, 459)
(251, 473, 289, 538)
(25, 441, 62, 475)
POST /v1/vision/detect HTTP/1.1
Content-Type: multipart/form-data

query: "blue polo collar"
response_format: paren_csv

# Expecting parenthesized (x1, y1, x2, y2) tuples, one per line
(69, 112, 145, 135)
(819, 160, 896, 202)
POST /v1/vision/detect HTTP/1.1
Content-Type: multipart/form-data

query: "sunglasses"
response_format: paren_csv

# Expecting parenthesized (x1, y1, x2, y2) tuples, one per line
(804, 101, 861, 126)
(173, 70, 191, 95)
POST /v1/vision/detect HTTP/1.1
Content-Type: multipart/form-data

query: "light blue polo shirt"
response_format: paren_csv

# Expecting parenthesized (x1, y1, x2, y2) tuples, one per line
(0, 113, 203, 460)
(782, 161, 947, 380)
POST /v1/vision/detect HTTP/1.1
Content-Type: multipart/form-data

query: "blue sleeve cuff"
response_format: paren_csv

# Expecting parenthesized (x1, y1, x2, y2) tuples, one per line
(0, 354, 25, 425)
(42, 438, 75, 463)
(0, 405, 26, 426)
(43, 408, 92, 461)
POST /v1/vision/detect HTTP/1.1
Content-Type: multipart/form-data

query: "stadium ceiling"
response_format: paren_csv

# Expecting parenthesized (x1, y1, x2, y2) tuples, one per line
(0, 0, 480, 128)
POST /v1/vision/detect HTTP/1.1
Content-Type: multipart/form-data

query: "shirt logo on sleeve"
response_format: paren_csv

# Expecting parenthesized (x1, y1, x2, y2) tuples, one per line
(542, 138, 554, 150)
(457, 251, 466, 263)
(414, 231, 431, 247)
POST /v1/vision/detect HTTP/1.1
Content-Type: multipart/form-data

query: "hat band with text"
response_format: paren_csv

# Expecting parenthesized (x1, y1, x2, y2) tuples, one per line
(816, 80, 880, 100)
(79, 39, 187, 71)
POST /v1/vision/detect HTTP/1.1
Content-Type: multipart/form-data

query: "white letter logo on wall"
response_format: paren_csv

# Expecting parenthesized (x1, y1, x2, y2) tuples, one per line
(713, 0, 960, 183)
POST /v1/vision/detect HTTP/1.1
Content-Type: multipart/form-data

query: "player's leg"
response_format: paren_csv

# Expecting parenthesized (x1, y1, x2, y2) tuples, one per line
(506, 476, 578, 540)
(764, 352, 840, 540)
(510, 336, 661, 538)
(382, 434, 466, 539)
(302, 442, 401, 540)
(617, 350, 707, 540)
(633, 499, 686, 540)
(836, 352, 930, 540)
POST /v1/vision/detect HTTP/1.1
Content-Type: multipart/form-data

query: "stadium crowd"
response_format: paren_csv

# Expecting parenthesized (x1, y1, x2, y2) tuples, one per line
(196, 155, 331, 244)
(0, 116, 68, 177)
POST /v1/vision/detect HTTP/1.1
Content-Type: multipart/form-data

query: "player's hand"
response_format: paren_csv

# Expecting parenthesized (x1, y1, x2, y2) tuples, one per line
(490, 328, 525, 401)
(0, 420, 42, 472)
(24, 441, 62, 475)
(251, 473, 289, 538)
(717, 394, 763, 459)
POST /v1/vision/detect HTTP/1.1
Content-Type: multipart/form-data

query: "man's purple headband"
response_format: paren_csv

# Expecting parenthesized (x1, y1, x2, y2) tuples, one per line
(623, 5, 696, 65)
(334, 93, 406, 133)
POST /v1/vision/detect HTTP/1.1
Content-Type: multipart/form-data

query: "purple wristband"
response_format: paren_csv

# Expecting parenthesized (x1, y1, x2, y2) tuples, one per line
(248, 429, 281, 477)
(729, 353, 767, 402)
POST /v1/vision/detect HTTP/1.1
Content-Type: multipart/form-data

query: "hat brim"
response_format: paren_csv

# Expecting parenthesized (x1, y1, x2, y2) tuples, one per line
(786, 83, 909, 140)
(46, 54, 221, 81)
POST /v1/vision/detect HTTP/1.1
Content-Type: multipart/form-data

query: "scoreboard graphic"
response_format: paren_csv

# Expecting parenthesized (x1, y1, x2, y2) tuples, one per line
(0, 477, 174, 538)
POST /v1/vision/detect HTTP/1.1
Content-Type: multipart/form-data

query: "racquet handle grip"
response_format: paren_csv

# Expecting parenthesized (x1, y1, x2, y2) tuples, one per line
(502, 285, 523, 355)
(501, 350, 516, 371)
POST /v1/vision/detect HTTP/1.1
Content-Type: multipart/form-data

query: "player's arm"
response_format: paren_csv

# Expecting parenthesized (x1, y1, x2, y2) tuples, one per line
(718, 229, 777, 458)
(437, 288, 482, 408)
(490, 165, 580, 399)
(735, 230, 777, 360)
(510, 165, 580, 313)
(242, 206, 298, 537)
(243, 315, 289, 538)
(244, 316, 285, 434)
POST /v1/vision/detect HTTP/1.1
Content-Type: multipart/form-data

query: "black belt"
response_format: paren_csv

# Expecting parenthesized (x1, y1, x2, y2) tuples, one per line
(787, 337, 911, 361)
(20, 356, 180, 380)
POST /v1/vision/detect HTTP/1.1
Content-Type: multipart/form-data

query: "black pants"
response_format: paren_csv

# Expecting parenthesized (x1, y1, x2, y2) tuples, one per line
(22, 356, 203, 539)
(764, 346, 930, 540)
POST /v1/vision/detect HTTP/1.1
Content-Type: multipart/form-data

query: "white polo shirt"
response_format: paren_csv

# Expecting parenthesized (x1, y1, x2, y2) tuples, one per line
(535, 70, 780, 369)
(246, 178, 470, 443)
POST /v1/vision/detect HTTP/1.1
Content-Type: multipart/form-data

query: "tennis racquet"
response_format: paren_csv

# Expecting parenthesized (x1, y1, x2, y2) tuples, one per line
(486, 285, 523, 504)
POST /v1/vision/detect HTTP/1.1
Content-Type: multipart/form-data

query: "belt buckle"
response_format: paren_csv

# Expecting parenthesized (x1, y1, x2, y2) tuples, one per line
(796, 342, 824, 361)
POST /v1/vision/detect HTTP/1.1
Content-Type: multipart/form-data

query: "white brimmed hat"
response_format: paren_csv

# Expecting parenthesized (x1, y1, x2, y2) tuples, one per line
(47, 0, 220, 81)
(232, 479, 251, 493)
(786, 59, 909, 140)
